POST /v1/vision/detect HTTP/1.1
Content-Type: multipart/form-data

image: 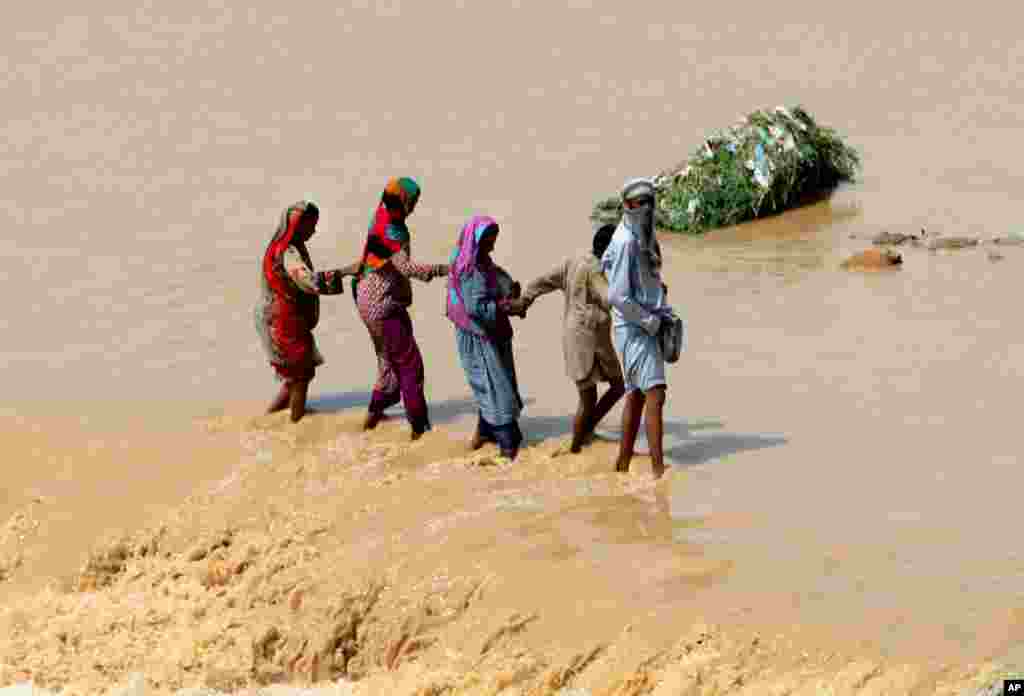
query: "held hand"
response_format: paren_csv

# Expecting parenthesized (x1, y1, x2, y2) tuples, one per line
(433, 264, 449, 280)
(646, 314, 663, 337)
(501, 298, 529, 319)
(341, 260, 362, 277)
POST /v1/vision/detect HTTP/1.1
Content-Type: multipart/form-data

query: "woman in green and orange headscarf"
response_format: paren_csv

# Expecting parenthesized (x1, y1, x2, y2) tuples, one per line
(352, 177, 449, 439)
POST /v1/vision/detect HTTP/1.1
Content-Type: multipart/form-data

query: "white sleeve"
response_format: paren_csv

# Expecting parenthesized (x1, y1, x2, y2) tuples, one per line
(602, 238, 660, 335)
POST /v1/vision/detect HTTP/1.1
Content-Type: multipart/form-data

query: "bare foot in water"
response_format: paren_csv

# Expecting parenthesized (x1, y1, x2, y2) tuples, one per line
(552, 442, 572, 458)
(568, 432, 597, 454)
(363, 411, 384, 431)
(614, 451, 631, 473)
(555, 434, 591, 458)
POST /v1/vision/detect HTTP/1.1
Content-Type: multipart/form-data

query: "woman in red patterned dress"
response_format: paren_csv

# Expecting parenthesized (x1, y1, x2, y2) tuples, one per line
(255, 201, 355, 423)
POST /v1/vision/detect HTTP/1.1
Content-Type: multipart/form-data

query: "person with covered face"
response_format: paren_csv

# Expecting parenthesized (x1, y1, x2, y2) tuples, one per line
(256, 201, 356, 423)
(352, 177, 449, 439)
(601, 178, 671, 478)
(446, 216, 527, 460)
(513, 223, 625, 453)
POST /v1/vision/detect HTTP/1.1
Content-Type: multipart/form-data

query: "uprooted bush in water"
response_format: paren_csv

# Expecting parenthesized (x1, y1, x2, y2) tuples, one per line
(591, 105, 861, 234)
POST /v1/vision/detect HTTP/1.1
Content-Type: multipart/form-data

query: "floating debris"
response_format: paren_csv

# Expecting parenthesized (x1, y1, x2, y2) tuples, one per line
(992, 232, 1024, 247)
(592, 105, 861, 234)
(841, 248, 902, 271)
(872, 230, 923, 246)
(926, 236, 979, 251)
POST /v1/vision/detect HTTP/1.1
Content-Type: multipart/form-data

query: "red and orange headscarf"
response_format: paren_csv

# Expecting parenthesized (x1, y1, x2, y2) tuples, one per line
(263, 200, 318, 298)
(358, 177, 421, 276)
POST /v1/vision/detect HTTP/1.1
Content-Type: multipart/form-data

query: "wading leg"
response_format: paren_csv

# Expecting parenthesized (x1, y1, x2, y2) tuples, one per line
(267, 381, 291, 414)
(644, 386, 666, 479)
(571, 386, 598, 453)
(471, 422, 485, 450)
(364, 331, 397, 430)
(289, 380, 310, 423)
(588, 379, 626, 438)
(615, 390, 645, 473)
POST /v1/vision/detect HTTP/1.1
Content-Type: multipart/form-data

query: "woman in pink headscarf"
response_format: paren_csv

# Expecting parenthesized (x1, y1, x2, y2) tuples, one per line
(445, 216, 527, 459)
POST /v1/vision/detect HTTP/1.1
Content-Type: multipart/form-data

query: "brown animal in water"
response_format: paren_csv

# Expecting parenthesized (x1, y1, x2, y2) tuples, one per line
(841, 248, 903, 270)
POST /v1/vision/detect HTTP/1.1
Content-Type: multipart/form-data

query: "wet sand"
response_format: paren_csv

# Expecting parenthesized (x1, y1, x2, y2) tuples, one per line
(1, 406, 1022, 695)
(0, 403, 245, 603)
(4, 1, 1024, 693)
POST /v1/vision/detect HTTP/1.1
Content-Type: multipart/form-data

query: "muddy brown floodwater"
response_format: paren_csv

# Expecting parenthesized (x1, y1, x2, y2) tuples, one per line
(3, 1, 1024, 693)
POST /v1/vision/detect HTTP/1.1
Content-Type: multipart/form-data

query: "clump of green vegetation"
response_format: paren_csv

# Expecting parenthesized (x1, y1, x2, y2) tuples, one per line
(592, 105, 861, 234)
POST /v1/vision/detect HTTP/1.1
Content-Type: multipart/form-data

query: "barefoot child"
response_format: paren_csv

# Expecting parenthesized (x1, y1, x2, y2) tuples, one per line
(515, 224, 626, 453)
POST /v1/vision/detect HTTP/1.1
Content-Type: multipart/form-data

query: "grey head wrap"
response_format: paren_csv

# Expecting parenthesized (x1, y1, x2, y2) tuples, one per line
(620, 177, 661, 270)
